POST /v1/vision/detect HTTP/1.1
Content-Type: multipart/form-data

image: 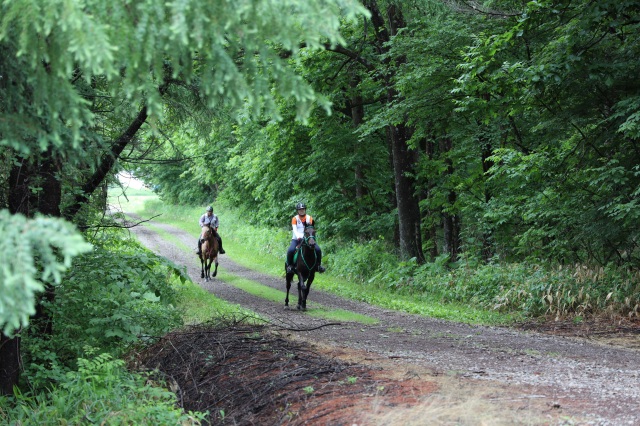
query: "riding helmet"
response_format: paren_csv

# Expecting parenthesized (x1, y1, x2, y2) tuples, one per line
(206, 206, 213, 212)
(296, 202, 306, 210)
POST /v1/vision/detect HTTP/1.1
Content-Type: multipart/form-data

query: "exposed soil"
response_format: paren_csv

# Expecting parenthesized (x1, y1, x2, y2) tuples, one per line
(124, 214, 640, 425)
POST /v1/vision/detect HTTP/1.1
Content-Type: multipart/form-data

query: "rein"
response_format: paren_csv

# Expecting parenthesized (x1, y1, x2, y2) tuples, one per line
(297, 232, 317, 271)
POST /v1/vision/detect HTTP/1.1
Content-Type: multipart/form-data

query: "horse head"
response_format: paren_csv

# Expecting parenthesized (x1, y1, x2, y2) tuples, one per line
(200, 225, 213, 241)
(303, 225, 316, 247)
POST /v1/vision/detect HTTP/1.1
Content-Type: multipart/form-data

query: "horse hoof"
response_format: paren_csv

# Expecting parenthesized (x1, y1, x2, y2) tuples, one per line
(297, 305, 302, 310)
(201, 273, 204, 278)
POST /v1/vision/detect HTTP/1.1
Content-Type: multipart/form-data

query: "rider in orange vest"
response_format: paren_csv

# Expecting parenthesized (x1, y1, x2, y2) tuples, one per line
(286, 202, 325, 274)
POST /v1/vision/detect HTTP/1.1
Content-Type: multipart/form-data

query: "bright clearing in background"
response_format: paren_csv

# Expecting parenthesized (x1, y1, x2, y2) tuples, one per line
(117, 171, 146, 190)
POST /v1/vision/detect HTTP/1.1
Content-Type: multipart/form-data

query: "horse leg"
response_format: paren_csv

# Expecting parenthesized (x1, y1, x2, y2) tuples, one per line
(284, 263, 292, 307)
(296, 271, 307, 311)
(206, 258, 213, 281)
(285, 279, 291, 307)
(296, 272, 302, 310)
(302, 272, 315, 310)
(212, 259, 218, 277)
(200, 258, 205, 279)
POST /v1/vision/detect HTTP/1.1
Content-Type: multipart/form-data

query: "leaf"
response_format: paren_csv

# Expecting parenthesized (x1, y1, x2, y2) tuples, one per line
(0, 210, 91, 335)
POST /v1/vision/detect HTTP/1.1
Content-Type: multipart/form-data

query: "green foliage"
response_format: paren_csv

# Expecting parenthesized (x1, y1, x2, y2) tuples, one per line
(321, 237, 398, 284)
(20, 230, 183, 389)
(0, 210, 92, 335)
(409, 262, 640, 319)
(1, 351, 205, 425)
(0, 0, 368, 156)
(448, 0, 640, 268)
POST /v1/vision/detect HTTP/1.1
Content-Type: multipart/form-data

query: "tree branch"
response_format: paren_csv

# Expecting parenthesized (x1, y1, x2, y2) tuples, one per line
(64, 106, 149, 221)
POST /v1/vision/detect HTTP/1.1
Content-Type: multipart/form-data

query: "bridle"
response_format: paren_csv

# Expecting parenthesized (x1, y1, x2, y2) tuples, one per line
(297, 226, 317, 270)
(201, 226, 213, 242)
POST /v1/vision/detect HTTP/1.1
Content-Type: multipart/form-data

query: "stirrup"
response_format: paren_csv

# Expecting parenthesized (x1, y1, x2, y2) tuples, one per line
(219, 248, 226, 254)
(286, 265, 294, 273)
(317, 265, 326, 273)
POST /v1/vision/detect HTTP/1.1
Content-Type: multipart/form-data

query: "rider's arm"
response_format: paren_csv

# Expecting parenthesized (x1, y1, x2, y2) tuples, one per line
(199, 214, 206, 227)
(292, 217, 303, 240)
(212, 215, 219, 229)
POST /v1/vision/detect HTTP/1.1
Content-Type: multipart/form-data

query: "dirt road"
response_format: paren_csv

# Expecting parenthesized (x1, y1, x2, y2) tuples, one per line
(126, 215, 640, 425)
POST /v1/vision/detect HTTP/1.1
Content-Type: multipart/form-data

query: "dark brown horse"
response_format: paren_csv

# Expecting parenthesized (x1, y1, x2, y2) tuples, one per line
(200, 225, 219, 281)
(285, 225, 318, 310)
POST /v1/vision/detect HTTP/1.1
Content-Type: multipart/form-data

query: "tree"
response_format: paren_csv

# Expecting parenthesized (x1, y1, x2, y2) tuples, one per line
(456, 0, 640, 266)
(0, 0, 366, 394)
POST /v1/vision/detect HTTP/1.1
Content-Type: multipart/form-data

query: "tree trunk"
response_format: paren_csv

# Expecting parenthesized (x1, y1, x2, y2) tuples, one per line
(1, 149, 61, 395)
(64, 105, 148, 222)
(440, 137, 460, 261)
(0, 335, 20, 396)
(421, 137, 439, 261)
(351, 76, 365, 219)
(368, 0, 425, 262)
(481, 135, 494, 262)
(390, 123, 425, 262)
(326, 1, 425, 260)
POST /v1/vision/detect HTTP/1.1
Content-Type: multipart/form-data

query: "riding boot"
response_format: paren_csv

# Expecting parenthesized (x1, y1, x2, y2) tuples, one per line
(316, 251, 326, 273)
(217, 236, 225, 254)
(196, 239, 202, 256)
(286, 252, 294, 274)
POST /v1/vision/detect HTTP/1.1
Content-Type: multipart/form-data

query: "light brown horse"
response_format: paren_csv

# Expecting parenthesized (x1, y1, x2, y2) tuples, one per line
(199, 225, 219, 281)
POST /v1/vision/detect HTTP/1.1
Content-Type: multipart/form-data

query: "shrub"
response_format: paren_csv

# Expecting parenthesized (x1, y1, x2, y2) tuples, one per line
(20, 232, 184, 391)
(412, 261, 640, 319)
(1, 351, 205, 425)
(327, 238, 398, 284)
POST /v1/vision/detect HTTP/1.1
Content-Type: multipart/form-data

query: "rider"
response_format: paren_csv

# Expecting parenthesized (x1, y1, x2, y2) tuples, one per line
(286, 202, 325, 274)
(197, 206, 225, 255)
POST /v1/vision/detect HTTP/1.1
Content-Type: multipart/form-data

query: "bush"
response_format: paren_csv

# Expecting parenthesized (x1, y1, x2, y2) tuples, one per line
(1, 351, 205, 425)
(411, 261, 640, 319)
(20, 231, 184, 391)
(327, 238, 398, 284)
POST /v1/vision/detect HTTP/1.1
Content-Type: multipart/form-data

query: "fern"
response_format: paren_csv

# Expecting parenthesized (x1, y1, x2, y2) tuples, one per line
(0, 210, 91, 335)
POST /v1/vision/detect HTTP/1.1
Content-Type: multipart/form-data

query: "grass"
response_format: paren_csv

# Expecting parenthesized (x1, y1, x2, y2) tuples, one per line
(175, 279, 255, 325)
(109, 188, 514, 326)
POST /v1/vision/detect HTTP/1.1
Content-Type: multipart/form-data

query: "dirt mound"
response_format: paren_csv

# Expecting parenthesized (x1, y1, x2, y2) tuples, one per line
(131, 319, 438, 425)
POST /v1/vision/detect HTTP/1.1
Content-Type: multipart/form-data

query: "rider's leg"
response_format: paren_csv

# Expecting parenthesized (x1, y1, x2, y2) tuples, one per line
(197, 238, 202, 255)
(217, 235, 225, 254)
(315, 245, 326, 273)
(286, 240, 297, 273)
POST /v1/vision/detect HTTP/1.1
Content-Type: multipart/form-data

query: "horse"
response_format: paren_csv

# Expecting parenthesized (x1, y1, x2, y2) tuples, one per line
(285, 225, 318, 311)
(199, 225, 219, 281)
